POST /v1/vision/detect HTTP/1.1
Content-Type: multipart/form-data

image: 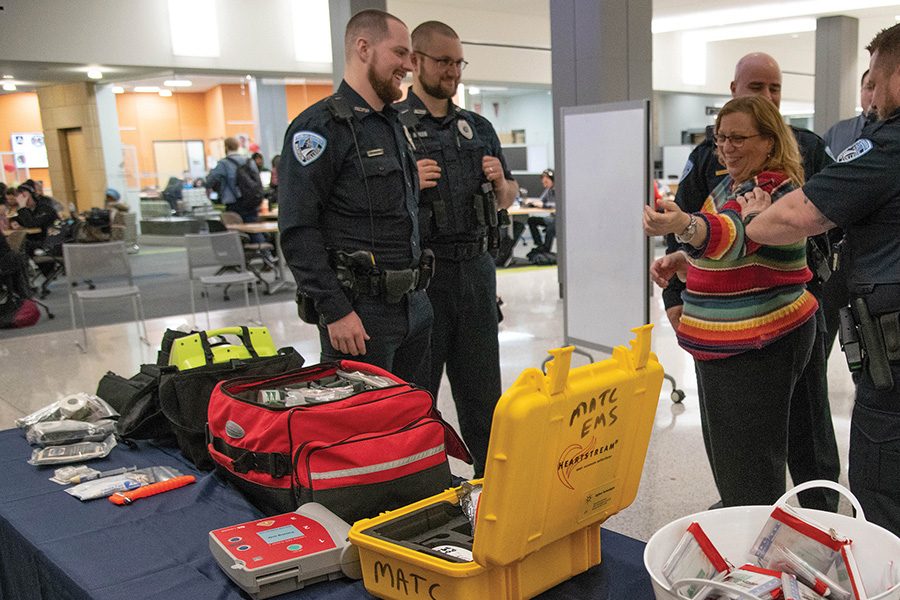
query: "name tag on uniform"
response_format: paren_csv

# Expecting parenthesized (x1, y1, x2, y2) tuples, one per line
(366, 148, 385, 158)
(412, 131, 429, 139)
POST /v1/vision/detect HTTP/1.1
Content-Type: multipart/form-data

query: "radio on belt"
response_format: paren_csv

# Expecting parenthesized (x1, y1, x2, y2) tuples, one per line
(209, 502, 362, 599)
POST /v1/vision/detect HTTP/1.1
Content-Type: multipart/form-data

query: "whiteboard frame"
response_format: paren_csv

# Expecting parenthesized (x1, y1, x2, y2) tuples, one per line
(559, 100, 650, 354)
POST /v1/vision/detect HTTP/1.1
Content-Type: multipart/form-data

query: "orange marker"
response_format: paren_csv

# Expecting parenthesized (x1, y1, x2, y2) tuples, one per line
(109, 475, 196, 505)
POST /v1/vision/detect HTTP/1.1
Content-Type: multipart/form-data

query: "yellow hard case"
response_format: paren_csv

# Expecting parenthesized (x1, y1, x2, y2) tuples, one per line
(167, 326, 277, 371)
(349, 325, 664, 600)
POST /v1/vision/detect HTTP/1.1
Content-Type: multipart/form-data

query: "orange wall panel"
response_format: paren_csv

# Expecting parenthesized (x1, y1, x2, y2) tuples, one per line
(285, 83, 332, 119)
(0, 92, 51, 189)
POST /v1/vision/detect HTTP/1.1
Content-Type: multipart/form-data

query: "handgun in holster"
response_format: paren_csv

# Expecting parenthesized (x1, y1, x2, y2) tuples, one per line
(333, 249, 377, 298)
(807, 236, 832, 284)
(851, 297, 895, 390)
(296, 290, 319, 325)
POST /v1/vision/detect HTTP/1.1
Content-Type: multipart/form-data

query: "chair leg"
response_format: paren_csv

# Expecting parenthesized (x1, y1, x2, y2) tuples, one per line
(68, 293, 84, 352)
(203, 284, 212, 329)
(132, 294, 150, 346)
(251, 280, 263, 325)
(76, 297, 89, 353)
(189, 279, 198, 329)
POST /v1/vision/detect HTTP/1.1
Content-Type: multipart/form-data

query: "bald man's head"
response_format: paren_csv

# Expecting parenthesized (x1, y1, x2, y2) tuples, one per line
(731, 52, 782, 108)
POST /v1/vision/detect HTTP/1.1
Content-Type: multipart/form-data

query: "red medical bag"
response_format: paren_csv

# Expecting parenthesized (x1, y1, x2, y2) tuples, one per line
(207, 361, 471, 523)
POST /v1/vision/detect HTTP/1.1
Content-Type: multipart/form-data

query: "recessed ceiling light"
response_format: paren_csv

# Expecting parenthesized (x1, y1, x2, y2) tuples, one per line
(468, 86, 482, 95)
(2, 82, 17, 91)
(111, 86, 125, 94)
(159, 89, 173, 97)
(164, 79, 192, 87)
(134, 86, 160, 93)
(2, 74, 13, 80)
(87, 69, 103, 80)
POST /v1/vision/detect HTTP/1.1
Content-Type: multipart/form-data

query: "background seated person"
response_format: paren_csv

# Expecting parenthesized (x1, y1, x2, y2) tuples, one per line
(526, 168, 556, 259)
(12, 181, 60, 272)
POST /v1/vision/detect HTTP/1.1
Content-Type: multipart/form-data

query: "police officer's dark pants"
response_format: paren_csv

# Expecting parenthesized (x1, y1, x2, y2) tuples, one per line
(318, 290, 433, 389)
(426, 253, 502, 478)
(696, 317, 815, 507)
(849, 363, 900, 537)
(821, 267, 850, 358)
(695, 315, 839, 510)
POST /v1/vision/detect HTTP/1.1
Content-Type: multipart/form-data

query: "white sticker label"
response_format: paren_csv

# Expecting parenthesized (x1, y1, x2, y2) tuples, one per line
(431, 545, 473, 562)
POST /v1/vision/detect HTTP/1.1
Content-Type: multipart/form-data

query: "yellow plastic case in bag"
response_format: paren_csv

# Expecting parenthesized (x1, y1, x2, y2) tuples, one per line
(349, 325, 664, 600)
(167, 326, 277, 371)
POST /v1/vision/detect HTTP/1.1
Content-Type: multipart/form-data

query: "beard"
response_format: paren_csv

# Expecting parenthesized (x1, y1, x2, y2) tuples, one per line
(367, 62, 402, 105)
(420, 75, 456, 101)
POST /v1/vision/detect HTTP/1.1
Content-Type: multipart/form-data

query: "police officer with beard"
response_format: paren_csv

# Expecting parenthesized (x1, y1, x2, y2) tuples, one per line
(397, 21, 517, 477)
(745, 23, 900, 536)
(278, 10, 433, 387)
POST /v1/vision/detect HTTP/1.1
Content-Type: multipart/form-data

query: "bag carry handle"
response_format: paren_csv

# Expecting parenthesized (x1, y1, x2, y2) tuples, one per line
(671, 578, 762, 600)
(774, 479, 866, 521)
(200, 326, 259, 360)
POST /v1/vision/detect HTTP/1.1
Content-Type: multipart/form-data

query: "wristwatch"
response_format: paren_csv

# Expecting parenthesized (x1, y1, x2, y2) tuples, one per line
(675, 213, 698, 244)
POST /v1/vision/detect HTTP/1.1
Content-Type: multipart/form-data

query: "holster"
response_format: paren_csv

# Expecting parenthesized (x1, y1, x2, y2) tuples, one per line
(851, 297, 895, 390)
(296, 290, 319, 325)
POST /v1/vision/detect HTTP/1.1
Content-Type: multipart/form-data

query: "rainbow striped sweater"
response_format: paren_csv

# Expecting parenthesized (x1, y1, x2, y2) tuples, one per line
(677, 173, 818, 361)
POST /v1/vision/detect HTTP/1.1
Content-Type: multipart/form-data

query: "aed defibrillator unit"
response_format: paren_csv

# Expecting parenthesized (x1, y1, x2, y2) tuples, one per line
(209, 502, 361, 599)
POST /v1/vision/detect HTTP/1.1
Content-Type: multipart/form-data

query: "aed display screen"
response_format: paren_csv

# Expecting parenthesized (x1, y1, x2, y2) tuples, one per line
(257, 525, 305, 544)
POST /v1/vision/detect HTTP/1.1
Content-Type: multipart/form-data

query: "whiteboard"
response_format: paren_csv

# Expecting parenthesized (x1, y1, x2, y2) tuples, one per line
(560, 100, 650, 353)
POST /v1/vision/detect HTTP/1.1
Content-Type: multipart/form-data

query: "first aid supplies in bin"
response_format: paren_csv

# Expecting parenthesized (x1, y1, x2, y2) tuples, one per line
(349, 325, 665, 600)
(210, 502, 361, 600)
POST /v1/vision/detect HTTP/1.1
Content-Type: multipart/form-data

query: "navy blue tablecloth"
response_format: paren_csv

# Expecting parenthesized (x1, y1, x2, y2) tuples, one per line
(0, 428, 654, 599)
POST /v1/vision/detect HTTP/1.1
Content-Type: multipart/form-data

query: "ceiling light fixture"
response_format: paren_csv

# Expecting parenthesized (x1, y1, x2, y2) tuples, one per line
(468, 86, 482, 95)
(2, 82, 17, 91)
(159, 89, 173, 97)
(134, 86, 160, 93)
(112, 86, 125, 94)
(164, 79, 192, 87)
(87, 69, 103, 80)
(2, 74, 13, 80)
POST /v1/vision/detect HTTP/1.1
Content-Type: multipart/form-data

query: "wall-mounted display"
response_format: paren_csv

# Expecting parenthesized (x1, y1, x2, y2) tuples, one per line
(11, 132, 48, 168)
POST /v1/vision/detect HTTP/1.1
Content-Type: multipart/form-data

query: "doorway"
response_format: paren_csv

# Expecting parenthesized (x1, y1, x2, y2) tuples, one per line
(60, 128, 91, 211)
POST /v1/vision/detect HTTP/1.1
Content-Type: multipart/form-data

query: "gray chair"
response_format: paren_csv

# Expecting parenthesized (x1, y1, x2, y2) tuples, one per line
(62, 241, 149, 352)
(184, 231, 262, 328)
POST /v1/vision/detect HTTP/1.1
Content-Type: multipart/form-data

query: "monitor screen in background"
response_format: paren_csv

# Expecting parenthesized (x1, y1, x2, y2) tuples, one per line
(502, 146, 528, 171)
(259, 170, 272, 188)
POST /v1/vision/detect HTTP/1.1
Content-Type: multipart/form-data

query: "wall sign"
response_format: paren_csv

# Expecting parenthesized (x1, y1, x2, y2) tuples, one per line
(11, 132, 49, 168)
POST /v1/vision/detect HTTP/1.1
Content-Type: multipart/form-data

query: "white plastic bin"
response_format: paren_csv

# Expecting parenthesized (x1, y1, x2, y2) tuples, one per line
(644, 481, 900, 600)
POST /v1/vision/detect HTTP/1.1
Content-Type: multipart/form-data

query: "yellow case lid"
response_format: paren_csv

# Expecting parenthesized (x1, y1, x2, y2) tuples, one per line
(472, 325, 663, 566)
(168, 326, 278, 370)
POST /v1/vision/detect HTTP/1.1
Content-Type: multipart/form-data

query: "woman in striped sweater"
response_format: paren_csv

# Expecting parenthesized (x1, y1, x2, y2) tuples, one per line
(643, 95, 818, 506)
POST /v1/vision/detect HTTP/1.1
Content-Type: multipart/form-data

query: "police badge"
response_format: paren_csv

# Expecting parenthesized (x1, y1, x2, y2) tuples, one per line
(292, 131, 327, 166)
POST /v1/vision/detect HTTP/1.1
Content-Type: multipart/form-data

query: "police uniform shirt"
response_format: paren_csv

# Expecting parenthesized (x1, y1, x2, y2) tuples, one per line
(803, 109, 900, 309)
(278, 80, 420, 323)
(400, 90, 512, 243)
(663, 124, 833, 309)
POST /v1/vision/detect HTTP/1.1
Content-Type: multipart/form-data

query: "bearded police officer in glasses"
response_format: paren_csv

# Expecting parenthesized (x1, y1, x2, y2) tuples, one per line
(278, 10, 434, 387)
(744, 23, 900, 537)
(396, 21, 517, 477)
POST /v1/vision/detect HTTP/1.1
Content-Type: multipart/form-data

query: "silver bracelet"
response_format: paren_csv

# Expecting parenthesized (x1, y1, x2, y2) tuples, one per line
(675, 213, 698, 244)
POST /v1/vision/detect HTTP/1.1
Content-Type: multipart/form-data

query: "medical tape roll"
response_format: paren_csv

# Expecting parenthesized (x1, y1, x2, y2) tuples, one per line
(59, 394, 90, 420)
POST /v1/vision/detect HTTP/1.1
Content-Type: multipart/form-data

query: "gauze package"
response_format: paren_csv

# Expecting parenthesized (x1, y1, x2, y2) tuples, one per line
(15, 393, 119, 429)
(26, 419, 117, 447)
(662, 522, 731, 599)
(27, 434, 117, 466)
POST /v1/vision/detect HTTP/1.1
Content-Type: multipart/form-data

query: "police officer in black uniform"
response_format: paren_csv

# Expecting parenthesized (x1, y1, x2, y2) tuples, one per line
(662, 52, 841, 512)
(396, 21, 517, 477)
(278, 9, 434, 387)
(746, 23, 900, 536)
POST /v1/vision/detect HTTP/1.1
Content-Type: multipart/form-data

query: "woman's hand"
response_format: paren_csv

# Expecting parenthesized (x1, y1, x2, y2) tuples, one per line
(736, 186, 772, 218)
(649, 251, 689, 288)
(643, 199, 690, 237)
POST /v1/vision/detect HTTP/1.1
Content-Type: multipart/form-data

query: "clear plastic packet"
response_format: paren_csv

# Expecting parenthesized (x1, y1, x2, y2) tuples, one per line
(768, 545, 850, 600)
(840, 545, 868, 600)
(456, 482, 482, 532)
(711, 564, 784, 599)
(27, 434, 117, 466)
(662, 522, 731, 598)
(50, 465, 100, 485)
(750, 504, 848, 574)
(15, 393, 119, 429)
(336, 370, 395, 389)
(64, 466, 183, 501)
(26, 419, 118, 447)
(284, 386, 355, 406)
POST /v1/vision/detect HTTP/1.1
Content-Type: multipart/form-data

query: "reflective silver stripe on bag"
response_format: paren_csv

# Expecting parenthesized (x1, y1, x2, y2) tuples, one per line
(310, 444, 445, 481)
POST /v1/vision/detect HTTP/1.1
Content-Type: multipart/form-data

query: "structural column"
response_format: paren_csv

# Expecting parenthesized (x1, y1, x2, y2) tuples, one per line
(814, 15, 859, 136)
(254, 81, 289, 165)
(328, 0, 387, 90)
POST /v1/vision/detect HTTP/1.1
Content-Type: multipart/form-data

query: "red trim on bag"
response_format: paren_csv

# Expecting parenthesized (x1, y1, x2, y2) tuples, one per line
(687, 522, 729, 573)
(771, 506, 846, 551)
(840, 545, 868, 600)
(738, 564, 782, 579)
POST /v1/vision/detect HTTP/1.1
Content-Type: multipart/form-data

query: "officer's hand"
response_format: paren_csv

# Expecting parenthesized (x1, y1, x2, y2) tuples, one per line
(665, 305, 684, 330)
(417, 159, 441, 190)
(649, 251, 688, 288)
(736, 186, 772, 217)
(327, 311, 370, 356)
(643, 200, 689, 237)
(482, 156, 503, 183)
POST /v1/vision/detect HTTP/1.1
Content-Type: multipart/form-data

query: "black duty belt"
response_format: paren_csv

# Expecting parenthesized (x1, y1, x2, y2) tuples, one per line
(428, 239, 488, 262)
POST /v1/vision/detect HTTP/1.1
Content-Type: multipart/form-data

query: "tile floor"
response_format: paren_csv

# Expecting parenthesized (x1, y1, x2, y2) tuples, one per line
(0, 260, 857, 542)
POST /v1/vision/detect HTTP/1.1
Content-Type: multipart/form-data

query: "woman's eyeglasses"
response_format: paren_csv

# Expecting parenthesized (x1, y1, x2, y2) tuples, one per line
(714, 133, 763, 147)
(416, 51, 469, 71)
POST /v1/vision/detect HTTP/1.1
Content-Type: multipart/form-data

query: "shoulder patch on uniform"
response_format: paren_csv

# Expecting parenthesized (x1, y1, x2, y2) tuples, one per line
(292, 131, 327, 166)
(837, 138, 873, 163)
(679, 159, 693, 182)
